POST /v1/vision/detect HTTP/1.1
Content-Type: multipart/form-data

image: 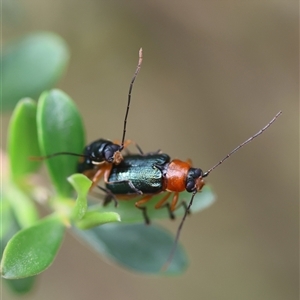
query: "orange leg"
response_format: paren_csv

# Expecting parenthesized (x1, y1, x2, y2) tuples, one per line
(170, 192, 179, 212)
(103, 164, 113, 183)
(82, 169, 97, 181)
(154, 192, 189, 220)
(90, 166, 105, 189)
(96, 163, 123, 206)
(135, 194, 155, 208)
(134, 192, 180, 224)
(87, 162, 113, 190)
(134, 191, 189, 224)
(155, 192, 179, 213)
(154, 192, 172, 209)
(154, 192, 179, 220)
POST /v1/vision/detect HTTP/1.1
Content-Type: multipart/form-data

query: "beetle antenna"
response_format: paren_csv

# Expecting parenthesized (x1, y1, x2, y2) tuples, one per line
(203, 111, 282, 177)
(162, 111, 282, 272)
(120, 48, 143, 151)
(161, 191, 197, 272)
(30, 152, 87, 161)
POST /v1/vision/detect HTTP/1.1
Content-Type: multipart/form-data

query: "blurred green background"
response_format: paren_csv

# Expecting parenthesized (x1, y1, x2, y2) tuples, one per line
(2, 0, 298, 299)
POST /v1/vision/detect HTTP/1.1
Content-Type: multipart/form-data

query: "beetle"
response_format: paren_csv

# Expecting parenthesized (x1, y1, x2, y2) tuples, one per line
(104, 153, 203, 224)
(101, 111, 282, 225)
(33, 48, 143, 187)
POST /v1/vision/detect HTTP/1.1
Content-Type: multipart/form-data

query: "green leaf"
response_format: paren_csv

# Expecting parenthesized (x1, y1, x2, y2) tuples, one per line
(1, 214, 65, 279)
(0, 203, 37, 293)
(3, 276, 36, 294)
(1, 198, 23, 256)
(76, 211, 120, 229)
(0, 197, 15, 241)
(37, 89, 85, 197)
(73, 223, 188, 275)
(68, 174, 120, 228)
(91, 186, 215, 223)
(7, 98, 41, 180)
(68, 174, 92, 220)
(2, 31, 69, 111)
(3, 181, 39, 229)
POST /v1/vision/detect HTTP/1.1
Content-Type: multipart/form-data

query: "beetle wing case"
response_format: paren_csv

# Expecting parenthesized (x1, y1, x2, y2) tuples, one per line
(106, 154, 170, 194)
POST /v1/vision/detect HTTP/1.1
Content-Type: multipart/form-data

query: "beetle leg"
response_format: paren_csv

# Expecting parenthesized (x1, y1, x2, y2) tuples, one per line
(87, 164, 118, 206)
(128, 181, 143, 194)
(82, 169, 97, 181)
(175, 200, 191, 215)
(137, 206, 150, 225)
(161, 203, 176, 220)
(103, 164, 113, 183)
(135, 195, 157, 224)
(97, 185, 119, 207)
(125, 140, 144, 155)
(104, 165, 142, 195)
(154, 192, 180, 220)
(88, 162, 113, 190)
(170, 192, 179, 212)
(90, 167, 105, 189)
(154, 192, 172, 209)
(180, 201, 189, 213)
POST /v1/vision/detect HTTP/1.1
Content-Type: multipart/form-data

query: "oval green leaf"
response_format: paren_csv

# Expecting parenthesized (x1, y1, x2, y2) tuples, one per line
(2, 31, 69, 111)
(37, 89, 85, 197)
(3, 276, 36, 294)
(4, 181, 39, 229)
(1, 203, 37, 293)
(7, 98, 41, 180)
(73, 223, 188, 275)
(0, 196, 15, 241)
(1, 214, 65, 279)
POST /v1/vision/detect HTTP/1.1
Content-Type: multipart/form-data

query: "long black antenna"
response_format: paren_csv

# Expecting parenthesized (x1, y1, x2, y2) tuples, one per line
(162, 111, 282, 272)
(119, 48, 143, 151)
(30, 152, 87, 161)
(203, 111, 282, 177)
(161, 191, 197, 272)
(32, 49, 144, 162)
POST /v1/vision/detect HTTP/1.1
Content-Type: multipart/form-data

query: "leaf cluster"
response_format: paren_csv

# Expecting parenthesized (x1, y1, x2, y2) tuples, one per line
(1, 32, 216, 294)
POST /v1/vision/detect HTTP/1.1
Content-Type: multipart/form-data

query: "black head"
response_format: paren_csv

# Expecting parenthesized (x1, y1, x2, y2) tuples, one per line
(77, 139, 122, 173)
(186, 167, 205, 193)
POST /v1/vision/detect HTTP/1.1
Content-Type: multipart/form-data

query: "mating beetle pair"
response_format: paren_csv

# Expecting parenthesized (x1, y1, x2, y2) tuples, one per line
(66, 49, 207, 225)
(40, 48, 281, 265)
(74, 49, 281, 226)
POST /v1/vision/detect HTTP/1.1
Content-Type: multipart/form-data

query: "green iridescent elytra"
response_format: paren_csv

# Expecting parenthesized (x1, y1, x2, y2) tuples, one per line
(106, 154, 171, 194)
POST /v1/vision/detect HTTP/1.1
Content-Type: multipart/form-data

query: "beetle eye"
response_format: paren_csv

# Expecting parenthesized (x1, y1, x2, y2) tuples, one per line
(103, 144, 120, 162)
(194, 168, 202, 178)
(186, 180, 195, 192)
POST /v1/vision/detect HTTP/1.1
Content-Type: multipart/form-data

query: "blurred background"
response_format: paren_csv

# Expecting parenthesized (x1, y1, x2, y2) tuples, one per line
(2, 0, 298, 299)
